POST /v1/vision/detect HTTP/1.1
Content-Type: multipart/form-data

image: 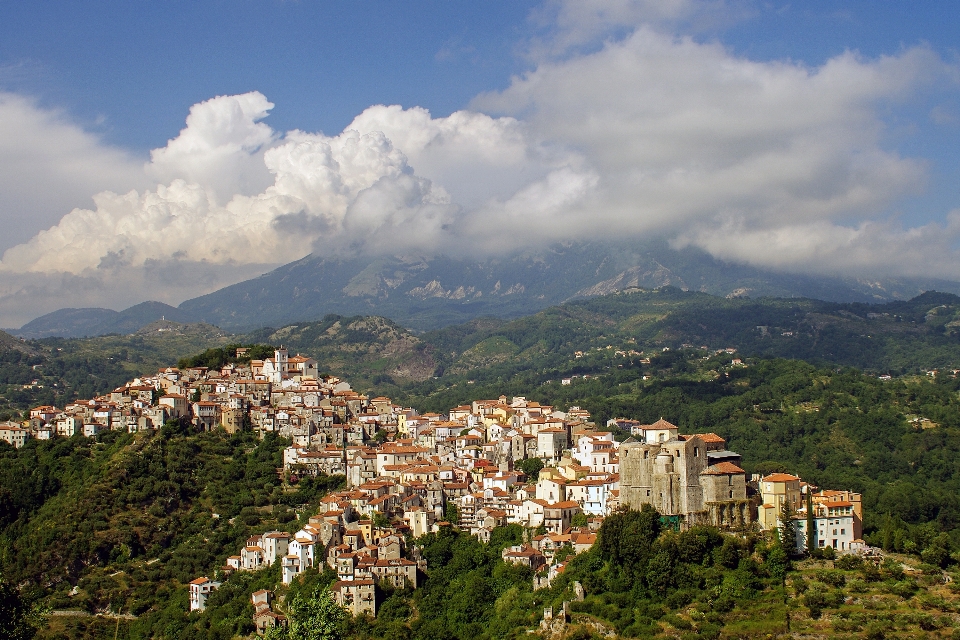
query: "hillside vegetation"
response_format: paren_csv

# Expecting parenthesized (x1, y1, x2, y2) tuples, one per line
(0, 427, 343, 638)
(7, 288, 960, 418)
(6, 290, 960, 638)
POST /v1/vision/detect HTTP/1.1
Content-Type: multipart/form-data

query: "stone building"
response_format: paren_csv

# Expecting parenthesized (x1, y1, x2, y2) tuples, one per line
(618, 421, 753, 528)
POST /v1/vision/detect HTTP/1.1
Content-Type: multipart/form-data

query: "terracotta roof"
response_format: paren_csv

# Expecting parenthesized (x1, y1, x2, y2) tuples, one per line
(642, 418, 677, 430)
(701, 462, 746, 475)
(762, 473, 801, 482)
(686, 432, 725, 443)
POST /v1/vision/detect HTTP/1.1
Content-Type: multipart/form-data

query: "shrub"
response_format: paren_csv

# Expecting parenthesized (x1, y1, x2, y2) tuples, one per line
(847, 578, 868, 593)
(860, 563, 883, 582)
(696, 622, 721, 640)
(803, 590, 827, 619)
(881, 558, 904, 581)
(790, 574, 808, 594)
(835, 554, 864, 571)
(662, 614, 692, 630)
(814, 569, 846, 588)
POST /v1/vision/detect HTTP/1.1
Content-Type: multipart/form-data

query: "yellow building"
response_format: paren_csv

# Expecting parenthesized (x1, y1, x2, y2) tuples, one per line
(759, 473, 802, 531)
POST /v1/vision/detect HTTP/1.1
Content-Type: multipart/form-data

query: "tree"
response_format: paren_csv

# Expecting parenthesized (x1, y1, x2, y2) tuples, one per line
(598, 505, 661, 575)
(766, 546, 789, 582)
(266, 587, 346, 640)
(805, 490, 815, 556)
(444, 502, 460, 525)
(371, 511, 390, 528)
(778, 499, 797, 554)
(0, 572, 47, 640)
(517, 457, 544, 481)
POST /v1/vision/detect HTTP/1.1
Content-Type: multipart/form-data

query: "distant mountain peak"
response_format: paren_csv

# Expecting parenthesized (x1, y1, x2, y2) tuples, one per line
(17, 242, 960, 337)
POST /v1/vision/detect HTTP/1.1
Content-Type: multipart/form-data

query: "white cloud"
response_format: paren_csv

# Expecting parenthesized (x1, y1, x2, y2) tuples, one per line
(673, 212, 960, 279)
(146, 92, 277, 202)
(528, 0, 750, 58)
(0, 92, 144, 250)
(0, 96, 460, 325)
(472, 27, 952, 263)
(345, 105, 557, 209)
(2, 5, 960, 326)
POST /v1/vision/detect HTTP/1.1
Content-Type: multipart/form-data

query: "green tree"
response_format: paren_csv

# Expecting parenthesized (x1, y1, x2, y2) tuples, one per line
(805, 490, 815, 556)
(766, 546, 789, 582)
(444, 502, 460, 525)
(266, 587, 346, 640)
(598, 505, 661, 575)
(516, 457, 544, 481)
(0, 572, 47, 640)
(778, 499, 797, 554)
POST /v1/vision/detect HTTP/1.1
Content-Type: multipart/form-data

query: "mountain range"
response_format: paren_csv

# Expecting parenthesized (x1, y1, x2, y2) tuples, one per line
(11, 241, 960, 338)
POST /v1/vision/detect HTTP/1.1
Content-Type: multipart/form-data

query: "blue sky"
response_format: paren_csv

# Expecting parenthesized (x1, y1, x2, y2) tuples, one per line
(4, 2, 956, 152)
(1, 1, 538, 150)
(0, 1, 959, 325)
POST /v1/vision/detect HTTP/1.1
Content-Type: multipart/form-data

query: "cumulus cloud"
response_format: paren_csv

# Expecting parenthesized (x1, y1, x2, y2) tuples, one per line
(1, 98, 463, 275)
(2, 4, 960, 326)
(0, 93, 464, 324)
(0, 92, 144, 249)
(471, 28, 952, 265)
(146, 92, 276, 201)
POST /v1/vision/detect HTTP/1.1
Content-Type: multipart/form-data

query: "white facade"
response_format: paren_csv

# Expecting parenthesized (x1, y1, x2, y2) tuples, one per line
(189, 577, 220, 611)
(793, 501, 857, 553)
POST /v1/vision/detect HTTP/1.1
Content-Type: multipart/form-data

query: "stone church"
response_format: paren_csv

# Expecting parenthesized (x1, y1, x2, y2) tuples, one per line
(619, 419, 754, 528)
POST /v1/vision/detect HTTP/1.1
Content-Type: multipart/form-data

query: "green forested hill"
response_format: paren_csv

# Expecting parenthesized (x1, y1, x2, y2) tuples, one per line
(0, 323, 233, 420)
(7, 288, 960, 419)
(0, 427, 342, 638)
(8, 291, 960, 638)
(415, 288, 960, 379)
(236, 288, 960, 392)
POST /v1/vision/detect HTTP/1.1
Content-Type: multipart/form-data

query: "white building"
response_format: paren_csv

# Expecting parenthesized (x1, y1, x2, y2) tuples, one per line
(793, 500, 857, 553)
(189, 577, 220, 611)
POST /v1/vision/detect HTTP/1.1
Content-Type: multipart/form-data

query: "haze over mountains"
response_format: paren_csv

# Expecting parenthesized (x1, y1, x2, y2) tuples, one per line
(11, 241, 960, 338)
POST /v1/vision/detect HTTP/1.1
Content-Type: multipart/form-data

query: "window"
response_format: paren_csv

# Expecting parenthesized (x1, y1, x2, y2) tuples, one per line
(694, 447, 699, 457)
(840, 529, 845, 535)
(646, 490, 651, 496)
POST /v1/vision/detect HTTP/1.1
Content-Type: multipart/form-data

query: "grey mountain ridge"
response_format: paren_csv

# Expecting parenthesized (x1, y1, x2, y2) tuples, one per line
(13, 241, 960, 338)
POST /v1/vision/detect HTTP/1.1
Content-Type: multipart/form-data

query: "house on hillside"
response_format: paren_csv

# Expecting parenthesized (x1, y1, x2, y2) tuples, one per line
(189, 577, 220, 611)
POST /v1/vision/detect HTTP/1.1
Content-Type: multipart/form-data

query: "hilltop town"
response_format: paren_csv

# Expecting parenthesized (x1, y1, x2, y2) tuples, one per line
(3, 346, 865, 633)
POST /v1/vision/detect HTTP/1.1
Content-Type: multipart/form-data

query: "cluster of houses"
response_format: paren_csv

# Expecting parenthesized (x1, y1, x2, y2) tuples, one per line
(1, 347, 353, 446)
(14, 346, 865, 625)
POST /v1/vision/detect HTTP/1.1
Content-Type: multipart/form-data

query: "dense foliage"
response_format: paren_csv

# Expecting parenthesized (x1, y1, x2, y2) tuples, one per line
(0, 426, 346, 639)
(0, 345, 132, 420)
(415, 288, 960, 375)
(176, 343, 276, 370)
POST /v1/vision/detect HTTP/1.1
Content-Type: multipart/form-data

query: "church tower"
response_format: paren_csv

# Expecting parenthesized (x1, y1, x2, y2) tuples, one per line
(274, 346, 288, 381)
